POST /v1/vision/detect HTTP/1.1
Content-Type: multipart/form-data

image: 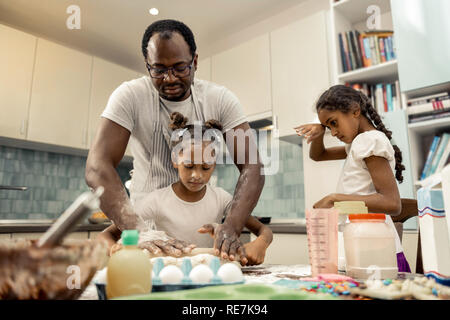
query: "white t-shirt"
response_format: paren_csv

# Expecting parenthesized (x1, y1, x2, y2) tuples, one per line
(134, 184, 233, 248)
(337, 130, 395, 195)
(336, 130, 404, 254)
(101, 76, 246, 203)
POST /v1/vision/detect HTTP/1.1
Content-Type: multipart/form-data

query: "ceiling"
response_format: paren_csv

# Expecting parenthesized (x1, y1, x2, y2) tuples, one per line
(0, 0, 306, 73)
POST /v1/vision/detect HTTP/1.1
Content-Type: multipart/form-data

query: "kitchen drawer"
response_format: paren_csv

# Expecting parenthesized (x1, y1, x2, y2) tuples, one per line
(64, 232, 89, 240)
(0, 233, 11, 240)
(11, 232, 43, 240)
(89, 231, 102, 239)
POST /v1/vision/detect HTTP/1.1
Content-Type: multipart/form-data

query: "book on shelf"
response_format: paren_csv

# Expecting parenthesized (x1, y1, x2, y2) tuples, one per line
(346, 81, 403, 114)
(407, 92, 449, 106)
(420, 133, 450, 180)
(408, 110, 450, 123)
(436, 138, 450, 174)
(338, 30, 395, 73)
(420, 135, 441, 180)
(428, 133, 450, 177)
(407, 99, 450, 116)
(406, 92, 450, 122)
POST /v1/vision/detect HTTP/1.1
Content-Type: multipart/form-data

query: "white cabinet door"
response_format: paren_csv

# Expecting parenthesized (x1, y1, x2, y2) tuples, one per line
(271, 11, 330, 138)
(0, 24, 36, 139)
(212, 34, 272, 117)
(196, 57, 211, 81)
(302, 132, 345, 210)
(88, 57, 137, 157)
(253, 233, 309, 265)
(27, 38, 92, 149)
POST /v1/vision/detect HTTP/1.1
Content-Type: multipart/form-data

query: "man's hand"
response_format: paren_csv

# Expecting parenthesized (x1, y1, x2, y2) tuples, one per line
(198, 223, 248, 266)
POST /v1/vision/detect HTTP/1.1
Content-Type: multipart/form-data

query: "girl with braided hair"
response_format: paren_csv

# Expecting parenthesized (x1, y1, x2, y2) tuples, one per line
(98, 112, 272, 266)
(295, 84, 410, 272)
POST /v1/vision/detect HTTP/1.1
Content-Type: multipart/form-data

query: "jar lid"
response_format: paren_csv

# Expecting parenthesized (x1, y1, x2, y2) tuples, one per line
(348, 213, 386, 221)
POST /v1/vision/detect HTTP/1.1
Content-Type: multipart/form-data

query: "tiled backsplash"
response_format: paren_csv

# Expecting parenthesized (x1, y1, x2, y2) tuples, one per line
(0, 138, 304, 220)
(0, 146, 132, 220)
(214, 139, 305, 219)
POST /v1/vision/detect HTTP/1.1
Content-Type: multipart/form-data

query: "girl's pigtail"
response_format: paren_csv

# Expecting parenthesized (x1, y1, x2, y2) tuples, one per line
(359, 93, 405, 183)
(205, 119, 223, 132)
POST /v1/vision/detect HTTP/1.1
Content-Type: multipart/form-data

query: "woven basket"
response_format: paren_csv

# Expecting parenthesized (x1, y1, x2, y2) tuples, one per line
(0, 239, 108, 300)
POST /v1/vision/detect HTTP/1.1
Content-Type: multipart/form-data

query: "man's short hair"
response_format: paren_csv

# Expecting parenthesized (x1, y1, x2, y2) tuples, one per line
(141, 19, 197, 60)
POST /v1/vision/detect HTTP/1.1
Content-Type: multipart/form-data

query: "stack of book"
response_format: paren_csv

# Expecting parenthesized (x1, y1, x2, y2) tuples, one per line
(420, 133, 450, 181)
(407, 92, 450, 123)
(338, 30, 396, 73)
(346, 80, 403, 114)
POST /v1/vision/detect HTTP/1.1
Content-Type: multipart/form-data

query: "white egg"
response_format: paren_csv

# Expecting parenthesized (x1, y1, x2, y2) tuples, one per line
(217, 263, 243, 283)
(159, 265, 183, 284)
(189, 264, 214, 283)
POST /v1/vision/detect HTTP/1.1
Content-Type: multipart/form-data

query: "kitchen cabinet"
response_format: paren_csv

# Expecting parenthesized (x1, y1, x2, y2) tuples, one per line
(88, 231, 102, 239)
(27, 38, 92, 149)
(302, 132, 344, 210)
(271, 11, 330, 138)
(391, 0, 450, 93)
(0, 234, 11, 239)
(252, 233, 309, 265)
(10, 231, 88, 240)
(10, 232, 42, 240)
(196, 57, 211, 81)
(88, 57, 137, 157)
(0, 24, 36, 139)
(212, 34, 272, 117)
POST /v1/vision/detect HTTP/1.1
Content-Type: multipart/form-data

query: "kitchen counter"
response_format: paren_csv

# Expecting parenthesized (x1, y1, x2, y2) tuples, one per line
(255, 223, 306, 234)
(0, 220, 111, 234)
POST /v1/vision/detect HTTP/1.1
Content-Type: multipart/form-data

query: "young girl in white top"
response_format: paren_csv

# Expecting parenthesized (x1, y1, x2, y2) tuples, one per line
(295, 84, 410, 272)
(98, 112, 272, 266)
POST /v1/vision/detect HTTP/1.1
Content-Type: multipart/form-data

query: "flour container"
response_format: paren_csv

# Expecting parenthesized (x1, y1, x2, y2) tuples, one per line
(343, 214, 397, 280)
(333, 201, 368, 272)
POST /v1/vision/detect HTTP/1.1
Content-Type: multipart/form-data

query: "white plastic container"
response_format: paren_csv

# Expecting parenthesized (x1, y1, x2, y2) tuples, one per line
(343, 214, 397, 280)
(333, 201, 368, 272)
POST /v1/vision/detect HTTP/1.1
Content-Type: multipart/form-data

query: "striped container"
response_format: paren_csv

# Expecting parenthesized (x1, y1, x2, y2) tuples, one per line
(417, 187, 450, 286)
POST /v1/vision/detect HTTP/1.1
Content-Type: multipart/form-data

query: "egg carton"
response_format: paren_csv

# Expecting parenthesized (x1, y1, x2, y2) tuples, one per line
(95, 256, 244, 300)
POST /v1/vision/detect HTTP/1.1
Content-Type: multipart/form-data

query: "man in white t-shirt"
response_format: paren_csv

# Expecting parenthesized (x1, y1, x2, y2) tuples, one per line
(85, 19, 265, 260)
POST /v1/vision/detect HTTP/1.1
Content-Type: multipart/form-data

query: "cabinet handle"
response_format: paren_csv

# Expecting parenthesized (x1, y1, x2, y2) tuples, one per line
(273, 115, 278, 131)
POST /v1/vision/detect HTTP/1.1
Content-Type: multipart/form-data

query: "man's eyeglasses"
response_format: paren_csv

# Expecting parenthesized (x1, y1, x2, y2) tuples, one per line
(146, 57, 194, 79)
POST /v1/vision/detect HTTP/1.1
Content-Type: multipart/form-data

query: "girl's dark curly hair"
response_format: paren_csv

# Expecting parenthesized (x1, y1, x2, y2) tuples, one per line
(315, 85, 405, 183)
(169, 112, 223, 147)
